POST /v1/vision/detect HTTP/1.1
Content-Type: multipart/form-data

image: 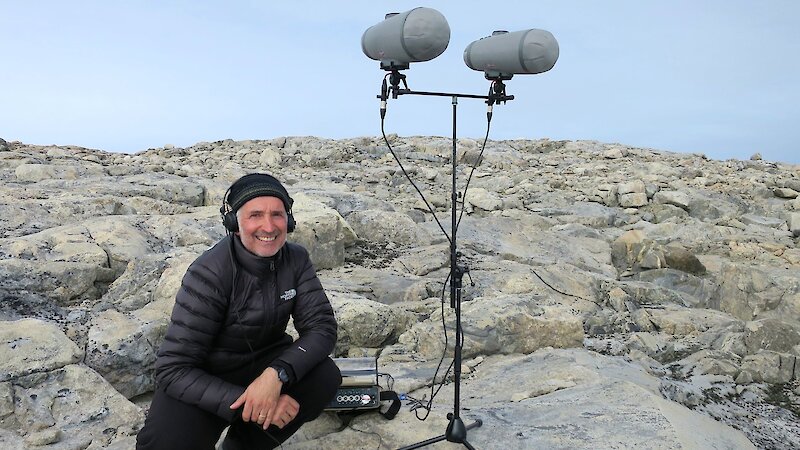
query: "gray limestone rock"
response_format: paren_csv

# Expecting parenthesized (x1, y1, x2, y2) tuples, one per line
(633, 269, 715, 308)
(789, 212, 800, 237)
(15, 163, 105, 182)
(5, 137, 800, 447)
(619, 192, 648, 208)
(663, 245, 707, 275)
(643, 203, 689, 223)
(612, 229, 666, 274)
(465, 187, 503, 211)
(97, 254, 169, 312)
(85, 217, 154, 275)
(85, 309, 164, 398)
(3, 364, 144, 449)
(389, 244, 449, 276)
(0, 259, 105, 304)
(740, 213, 786, 229)
(674, 349, 741, 378)
(743, 319, 800, 354)
(618, 179, 647, 196)
(290, 193, 355, 269)
(740, 351, 797, 383)
(714, 263, 788, 321)
(398, 294, 584, 359)
(783, 178, 800, 193)
(0, 319, 83, 381)
(298, 349, 755, 450)
(774, 187, 799, 199)
(687, 195, 741, 220)
(328, 292, 415, 354)
(646, 306, 739, 336)
(346, 209, 433, 247)
(653, 190, 690, 210)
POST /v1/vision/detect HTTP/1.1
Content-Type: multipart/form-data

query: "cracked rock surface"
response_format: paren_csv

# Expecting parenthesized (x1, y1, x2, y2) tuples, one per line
(1, 136, 798, 448)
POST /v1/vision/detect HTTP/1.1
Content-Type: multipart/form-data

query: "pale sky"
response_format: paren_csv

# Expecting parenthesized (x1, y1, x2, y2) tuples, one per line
(2, 1, 798, 163)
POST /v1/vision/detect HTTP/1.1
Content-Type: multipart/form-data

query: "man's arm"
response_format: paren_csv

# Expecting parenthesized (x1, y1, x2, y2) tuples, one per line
(271, 246, 338, 382)
(154, 257, 245, 422)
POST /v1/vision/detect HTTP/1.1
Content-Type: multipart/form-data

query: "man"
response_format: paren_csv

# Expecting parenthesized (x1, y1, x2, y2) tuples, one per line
(137, 173, 341, 449)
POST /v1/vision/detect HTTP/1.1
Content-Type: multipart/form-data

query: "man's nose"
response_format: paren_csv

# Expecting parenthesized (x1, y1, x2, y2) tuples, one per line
(259, 216, 276, 232)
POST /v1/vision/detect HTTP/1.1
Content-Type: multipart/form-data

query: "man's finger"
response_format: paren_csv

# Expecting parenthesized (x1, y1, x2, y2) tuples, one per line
(272, 419, 284, 429)
(242, 402, 254, 422)
(262, 407, 276, 430)
(229, 393, 246, 410)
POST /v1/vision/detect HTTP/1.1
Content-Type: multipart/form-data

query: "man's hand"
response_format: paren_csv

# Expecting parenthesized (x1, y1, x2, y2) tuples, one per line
(230, 367, 283, 430)
(271, 394, 300, 429)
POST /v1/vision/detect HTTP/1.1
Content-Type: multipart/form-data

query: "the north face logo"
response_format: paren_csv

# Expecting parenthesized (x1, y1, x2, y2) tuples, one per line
(280, 289, 296, 302)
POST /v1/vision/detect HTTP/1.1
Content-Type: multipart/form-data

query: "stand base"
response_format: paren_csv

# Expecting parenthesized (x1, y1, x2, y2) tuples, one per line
(398, 415, 483, 450)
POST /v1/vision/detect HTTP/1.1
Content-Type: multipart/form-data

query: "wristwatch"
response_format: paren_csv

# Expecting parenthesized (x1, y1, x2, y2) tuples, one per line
(271, 365, 290, 384)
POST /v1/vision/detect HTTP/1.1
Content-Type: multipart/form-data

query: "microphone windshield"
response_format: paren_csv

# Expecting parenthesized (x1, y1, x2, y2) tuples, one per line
(464, 29, 559, 78)
(362, 7, 450, 69)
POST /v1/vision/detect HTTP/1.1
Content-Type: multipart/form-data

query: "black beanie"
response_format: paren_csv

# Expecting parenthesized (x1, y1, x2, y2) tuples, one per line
(227, 173, 293, 213)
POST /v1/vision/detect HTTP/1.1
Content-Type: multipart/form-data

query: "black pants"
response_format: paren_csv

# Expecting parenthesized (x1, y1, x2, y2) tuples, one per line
(136, 353, 341, 450)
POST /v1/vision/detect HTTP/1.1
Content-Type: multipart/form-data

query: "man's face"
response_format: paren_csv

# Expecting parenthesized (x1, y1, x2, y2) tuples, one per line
(236, 196, 288, 257)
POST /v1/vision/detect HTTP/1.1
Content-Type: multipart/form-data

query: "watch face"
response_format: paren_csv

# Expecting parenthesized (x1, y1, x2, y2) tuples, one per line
(278, 368, 289, 383)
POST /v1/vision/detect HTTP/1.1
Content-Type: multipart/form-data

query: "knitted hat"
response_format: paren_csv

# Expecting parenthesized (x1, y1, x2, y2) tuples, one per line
(226, 173, 293, 213)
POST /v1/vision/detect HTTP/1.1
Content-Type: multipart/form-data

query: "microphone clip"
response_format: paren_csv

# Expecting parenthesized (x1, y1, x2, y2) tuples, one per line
(379, 69, 410, 119)
(388, 69, 408, 99)
(486, 79, 513, 105)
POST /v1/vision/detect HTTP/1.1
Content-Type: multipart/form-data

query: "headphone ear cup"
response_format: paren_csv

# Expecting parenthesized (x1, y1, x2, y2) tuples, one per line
(287, 212, 296, 233)
(223, 211, 239, 233)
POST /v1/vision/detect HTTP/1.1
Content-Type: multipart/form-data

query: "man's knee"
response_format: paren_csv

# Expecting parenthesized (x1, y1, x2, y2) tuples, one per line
(316, 357, 342, 391)
(309, 357, 342, 401)
(289, 358, 341, 420)
(136, 390, 226, 450)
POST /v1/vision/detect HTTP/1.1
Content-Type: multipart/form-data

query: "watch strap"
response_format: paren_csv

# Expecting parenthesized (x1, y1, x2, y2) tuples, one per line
(269, 364, 291, 385)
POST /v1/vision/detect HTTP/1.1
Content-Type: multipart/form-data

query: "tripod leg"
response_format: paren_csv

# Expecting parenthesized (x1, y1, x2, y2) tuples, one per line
(465, 418, 483, 430)
(452, 418, 482, 446)
(397, 434, 447, 450)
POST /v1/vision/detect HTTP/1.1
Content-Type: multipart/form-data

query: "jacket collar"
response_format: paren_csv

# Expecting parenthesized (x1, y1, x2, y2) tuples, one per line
(231, 234, 283, 276)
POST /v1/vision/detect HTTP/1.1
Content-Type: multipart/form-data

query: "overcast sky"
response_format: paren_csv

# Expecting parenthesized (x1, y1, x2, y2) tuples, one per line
(2, 1, 798, 163)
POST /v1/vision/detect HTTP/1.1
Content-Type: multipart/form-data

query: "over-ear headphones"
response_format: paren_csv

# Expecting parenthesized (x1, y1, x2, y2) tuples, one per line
(219, 186, 240, 233)
(219, 174, 296, 234)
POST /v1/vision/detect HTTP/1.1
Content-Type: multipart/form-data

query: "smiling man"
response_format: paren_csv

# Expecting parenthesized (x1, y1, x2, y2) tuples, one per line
(137, 173, 340, 450)
(238, 195, 288, 257)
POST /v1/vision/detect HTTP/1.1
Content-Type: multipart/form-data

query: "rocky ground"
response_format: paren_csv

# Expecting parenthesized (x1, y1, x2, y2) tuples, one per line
(0, 135, 798, 449)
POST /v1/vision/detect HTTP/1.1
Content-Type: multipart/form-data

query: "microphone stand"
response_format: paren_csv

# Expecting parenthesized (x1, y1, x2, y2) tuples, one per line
(381, 71, 513, 450)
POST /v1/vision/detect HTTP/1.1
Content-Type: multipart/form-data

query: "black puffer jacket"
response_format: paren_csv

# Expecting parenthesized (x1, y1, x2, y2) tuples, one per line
(154, 235, 337, 421)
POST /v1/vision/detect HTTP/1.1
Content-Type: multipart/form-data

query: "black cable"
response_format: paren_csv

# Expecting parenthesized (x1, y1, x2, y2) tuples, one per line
(428, 102, 492, 409)
(377, 84, 477, 423)
(347, 424, 384, 450)
(529, 268, 596, 304)
(447, 99, 594, 305)
(377, 372, 395, 391)
(404, 272, 455, 421)
(456, 103, 493, 231)
(370, 79, 597, 450)
(380, 118, 451, 245)
(378, 80, 589, 426)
